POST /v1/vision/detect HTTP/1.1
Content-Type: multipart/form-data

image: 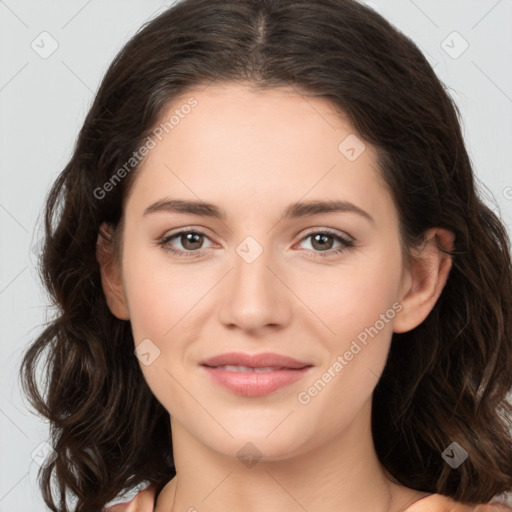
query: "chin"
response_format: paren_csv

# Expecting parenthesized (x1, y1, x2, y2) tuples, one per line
(199, 421, 312, 461)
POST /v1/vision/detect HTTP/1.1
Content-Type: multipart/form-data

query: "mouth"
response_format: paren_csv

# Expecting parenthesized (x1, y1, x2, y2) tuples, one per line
(200, 352, 313, 396)
(204, 364, 299, 372)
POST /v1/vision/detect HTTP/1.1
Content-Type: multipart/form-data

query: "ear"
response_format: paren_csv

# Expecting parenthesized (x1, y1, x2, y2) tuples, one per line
(96, 222, 130, 320)
(393, 227, 455, 333)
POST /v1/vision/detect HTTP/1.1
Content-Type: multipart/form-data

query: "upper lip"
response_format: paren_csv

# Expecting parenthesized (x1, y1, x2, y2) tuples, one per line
(200, 352, 312, 369)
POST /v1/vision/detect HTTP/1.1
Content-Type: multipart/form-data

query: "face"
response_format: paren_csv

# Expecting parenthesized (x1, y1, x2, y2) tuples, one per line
(102, 82, 419, 461)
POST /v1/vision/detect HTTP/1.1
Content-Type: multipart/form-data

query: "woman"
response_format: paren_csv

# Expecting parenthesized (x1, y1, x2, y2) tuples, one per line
(20, 0, 512, 511)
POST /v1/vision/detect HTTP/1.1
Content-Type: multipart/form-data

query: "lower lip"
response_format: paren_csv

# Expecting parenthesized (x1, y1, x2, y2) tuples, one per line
(202, 366, 312, 396)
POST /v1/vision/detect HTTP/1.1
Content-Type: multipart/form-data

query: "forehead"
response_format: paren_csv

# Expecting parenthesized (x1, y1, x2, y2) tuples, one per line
(125, 82, 393, 223)
(152, 82, 359, 157)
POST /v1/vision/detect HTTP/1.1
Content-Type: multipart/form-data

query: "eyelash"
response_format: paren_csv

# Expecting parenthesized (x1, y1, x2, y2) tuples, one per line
(157, 228, 355, 259)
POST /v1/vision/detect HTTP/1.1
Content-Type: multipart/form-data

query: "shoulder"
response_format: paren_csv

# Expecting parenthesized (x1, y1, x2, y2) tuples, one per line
(404, 493, 512, 512)
(102, 488, 512, 512)
(103, 483, 158, 512)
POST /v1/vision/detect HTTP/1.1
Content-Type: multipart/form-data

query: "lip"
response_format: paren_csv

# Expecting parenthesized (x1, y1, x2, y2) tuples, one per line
(200, 352, 314, 397)
(200, 351, 311, 369)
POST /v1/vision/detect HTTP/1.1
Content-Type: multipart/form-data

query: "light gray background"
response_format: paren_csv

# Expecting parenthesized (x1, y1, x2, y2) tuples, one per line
(1, 1, 511, 510)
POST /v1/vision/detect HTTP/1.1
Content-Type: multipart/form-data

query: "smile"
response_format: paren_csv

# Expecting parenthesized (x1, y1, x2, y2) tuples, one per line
(201, 364, 313, 396)
(208, 365, 286, 372)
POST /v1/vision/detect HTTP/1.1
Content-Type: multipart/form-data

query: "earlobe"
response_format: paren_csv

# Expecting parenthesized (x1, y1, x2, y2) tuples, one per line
(96, 222, 130, 320)
(393, 227, 455, 334)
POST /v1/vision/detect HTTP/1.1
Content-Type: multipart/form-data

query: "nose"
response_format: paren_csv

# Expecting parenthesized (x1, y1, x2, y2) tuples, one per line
(217, 241, 292, 335)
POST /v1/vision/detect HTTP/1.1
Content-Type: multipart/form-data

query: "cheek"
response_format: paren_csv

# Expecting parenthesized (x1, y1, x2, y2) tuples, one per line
(123, 254, 195, 412)
(302, 248, 403, 389)
(343, 271, 401, 335)
(122, 247, 206, 342)
(293, 248, 403, 337)
(121, 248, 212, 407)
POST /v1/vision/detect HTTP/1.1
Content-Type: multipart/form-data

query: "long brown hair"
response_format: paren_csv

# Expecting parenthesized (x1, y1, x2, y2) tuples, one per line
(20, 0, 512, 510)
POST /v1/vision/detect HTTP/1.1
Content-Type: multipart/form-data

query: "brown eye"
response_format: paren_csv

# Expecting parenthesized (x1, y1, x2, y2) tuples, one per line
(310, 233, 335, 251)
(296, 229, 355, 259)
(158, 229, 213, 257)
(179, 232, 204, 251)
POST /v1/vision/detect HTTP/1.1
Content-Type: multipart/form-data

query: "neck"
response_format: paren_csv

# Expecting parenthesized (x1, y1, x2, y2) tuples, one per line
(156, 399, 427, 512)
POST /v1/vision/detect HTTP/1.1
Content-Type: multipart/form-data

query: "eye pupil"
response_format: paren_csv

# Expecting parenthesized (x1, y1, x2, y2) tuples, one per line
(311, 233, 333, 251)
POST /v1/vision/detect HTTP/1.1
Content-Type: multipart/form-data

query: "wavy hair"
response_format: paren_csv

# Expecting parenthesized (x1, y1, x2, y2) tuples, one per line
(20, 0, 512, 510)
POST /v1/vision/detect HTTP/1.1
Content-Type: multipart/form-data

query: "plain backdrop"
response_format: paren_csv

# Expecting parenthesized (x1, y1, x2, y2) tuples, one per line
(1, 1, 511, 510)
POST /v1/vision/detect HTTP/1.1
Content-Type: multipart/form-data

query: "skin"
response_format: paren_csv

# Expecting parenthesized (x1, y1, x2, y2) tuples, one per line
(97, 82, 454, 512)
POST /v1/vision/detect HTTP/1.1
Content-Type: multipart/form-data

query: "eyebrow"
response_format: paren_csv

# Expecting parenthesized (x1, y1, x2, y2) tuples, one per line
(143, 198, 375, 224)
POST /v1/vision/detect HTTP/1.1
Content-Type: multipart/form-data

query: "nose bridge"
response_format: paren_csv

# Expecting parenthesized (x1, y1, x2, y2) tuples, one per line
(218, 235, 290, 331)
(231, 235, 278, 305)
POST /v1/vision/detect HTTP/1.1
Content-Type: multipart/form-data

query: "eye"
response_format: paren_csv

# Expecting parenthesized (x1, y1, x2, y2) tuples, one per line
(295, 229, 355, 258)
(157, 229, 214, 257)
(157, 228, 355, 259)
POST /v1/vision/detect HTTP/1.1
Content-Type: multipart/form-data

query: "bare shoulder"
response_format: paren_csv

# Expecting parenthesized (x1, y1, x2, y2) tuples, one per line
(404, 493, 512, 512)
(154, 477, 177, 512)
(104, 484, 158, 512)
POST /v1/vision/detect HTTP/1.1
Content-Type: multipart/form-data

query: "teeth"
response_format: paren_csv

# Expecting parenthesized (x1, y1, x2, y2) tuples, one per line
(214, 365, 283, 373)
